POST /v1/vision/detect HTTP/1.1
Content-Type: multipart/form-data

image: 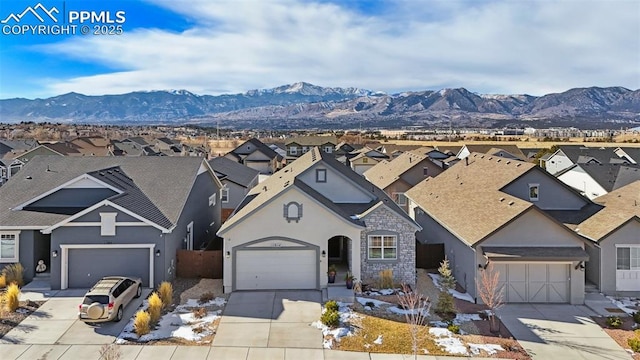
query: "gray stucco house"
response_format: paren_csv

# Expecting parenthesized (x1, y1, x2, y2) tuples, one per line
(217, 148, 420, 293)
(577, 180, 640, 296)
(208, 156, 260, 222)
(406, 153, 591, 304)
(0, 156, 222, 289)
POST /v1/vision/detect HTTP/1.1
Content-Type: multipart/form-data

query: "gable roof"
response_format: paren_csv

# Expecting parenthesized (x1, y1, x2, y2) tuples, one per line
(460, 144, 526, 161)
(576, 180, 640, 242)
(285, 135, 338, 146)
(435, 145, 463, 156)
(616, 147, 640, 164)
(567, 163, 640, 192)
(219, 147, 417, 234)
(406, 153, 537, 246)
(209, 156, 260, 188)
(364, 151, 427, 189)
(230, 138, 281, 161)
(556, 145, 619, 165)
(0, 156, 211, 230)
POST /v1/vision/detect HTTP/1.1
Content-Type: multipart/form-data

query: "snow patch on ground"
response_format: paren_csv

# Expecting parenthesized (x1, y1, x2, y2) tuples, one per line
(606, 296, 640, 315)
(116, 297, 225, 344)
(428, 273, 475, 303)
(373, 334, 383, 344)
(313, 301, 356, 349)
(469, 343, 504, 355)
(388, 305, 429, 316)
(356, 297, 392, 308)
(429, 327, 468, 355)
(430, 313, 483, 327)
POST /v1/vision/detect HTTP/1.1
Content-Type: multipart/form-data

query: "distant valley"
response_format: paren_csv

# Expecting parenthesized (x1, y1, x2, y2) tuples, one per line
(1, 83, 639, 129)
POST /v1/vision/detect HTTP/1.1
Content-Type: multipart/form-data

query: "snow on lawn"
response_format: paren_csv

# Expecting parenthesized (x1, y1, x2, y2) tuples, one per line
(606, 296, 640, 315)
(469, 343, 504, 356)
(116, 297, 226, 344)
(431, 313, 482, 327)
(312, 301, 357, 349)
(429, 327, 468, 355)
(428, 273, 474, 303)
(388, 305, 430, 316)
(356, 297, 392, 308)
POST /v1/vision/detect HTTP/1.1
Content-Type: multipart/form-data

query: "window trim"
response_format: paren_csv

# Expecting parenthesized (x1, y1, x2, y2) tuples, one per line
(324, 146, 333, 153)
(220, 187, 229, 203)
(367, 234, 398, 261)
(316, 168, 327, 183)
(0, 231, 20, 263)
(289, 146, 298, 155)
(528, 183, 540, 202)
(393, 192, 407, 206)
(423, 167, 429, 176)
(616, 245, 640, 271)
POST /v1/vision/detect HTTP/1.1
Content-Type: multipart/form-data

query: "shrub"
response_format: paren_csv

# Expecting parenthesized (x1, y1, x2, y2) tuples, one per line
(606, 316, 622, 328)
(199, 292, 214, 304)
(4, 283, 20, 312)
(325, 300, 339, 312)
(438, 257, 456, 291)
(99, 344, 121, 360)
(629, 337, 640, 353)
(148, 292, 163, 325)
(133, 310, 151, 337)
(378, 269, 394, 289)
(158, 282, 173, 310)
(321, 310, 340, 327)
(0, 274, 6, 288)
(435, 291, 456, 318)
(2, 263, 24, 287)
(447, 322, 460, 334)
(192, 307, 207, 319)
(633, 311, 640, 324)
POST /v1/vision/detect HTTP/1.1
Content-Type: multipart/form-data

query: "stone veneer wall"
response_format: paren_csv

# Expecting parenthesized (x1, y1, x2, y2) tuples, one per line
(360, 206, 416, 286)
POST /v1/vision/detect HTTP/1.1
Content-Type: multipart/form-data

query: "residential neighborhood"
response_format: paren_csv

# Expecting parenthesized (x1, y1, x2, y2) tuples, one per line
(0, 135, 639, 360)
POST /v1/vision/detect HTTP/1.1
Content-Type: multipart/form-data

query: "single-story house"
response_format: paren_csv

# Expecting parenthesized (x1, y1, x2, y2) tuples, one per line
(406, 153, 591, 304)
(217, 147, 420, 293)
(208, 156, 260, 222)
(0, 156, 222, 289)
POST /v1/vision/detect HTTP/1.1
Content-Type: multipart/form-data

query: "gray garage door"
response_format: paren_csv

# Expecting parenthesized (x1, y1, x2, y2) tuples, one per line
(68, 248, 150, 288)
(494, 263, 569, 303)
(235, 249, 317, 290)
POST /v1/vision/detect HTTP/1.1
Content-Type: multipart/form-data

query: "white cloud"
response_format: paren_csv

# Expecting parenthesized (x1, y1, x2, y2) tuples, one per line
(39, 0, 640, 96)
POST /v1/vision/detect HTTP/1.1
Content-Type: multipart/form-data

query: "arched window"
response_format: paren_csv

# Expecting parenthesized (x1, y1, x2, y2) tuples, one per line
(283, 202, 303, 223)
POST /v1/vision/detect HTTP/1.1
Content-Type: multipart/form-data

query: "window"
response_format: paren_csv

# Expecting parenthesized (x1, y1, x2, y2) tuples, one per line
(368, 235, 397, 260)
(324, 146, 333, 153)
(283, 202, 303, 223)
(99, 213, 117, 236)
(423, 167, 429, 176)
(316, 169, 327, 183)
(0, 232, 19, 262)
(221, 187, 229, 203)
(528, 184, 539, 201)
(393, 193, 407, 206)
(362, 157, 369, 163)
(302, 146, 309, 153)
(617, 247, 640, 270)
(209, 193, 216, 206)
(289, 146, 298, 155)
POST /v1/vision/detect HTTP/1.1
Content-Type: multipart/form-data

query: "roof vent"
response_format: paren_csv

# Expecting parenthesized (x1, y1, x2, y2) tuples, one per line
(46, 165, 51, 172)
(114, 169, 120, 173)
(99, 172, 105, 176)
(516, 163, 521, 167)
(488, 157, 493, 160)
(508, 201, 515, 205)
(497, 159, 501, 162)
(506, 161, 511, 164)
(499, 197, 505, 202)
(25, 175, 32, 180)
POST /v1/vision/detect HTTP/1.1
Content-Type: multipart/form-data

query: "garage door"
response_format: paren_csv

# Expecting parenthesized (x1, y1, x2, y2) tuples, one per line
(236, 249, 317, 290)
(68, 248, 150, 288)
(494, 263, 569, 303)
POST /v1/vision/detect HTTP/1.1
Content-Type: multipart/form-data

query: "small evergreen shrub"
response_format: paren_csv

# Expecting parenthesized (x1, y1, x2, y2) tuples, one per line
(606, 316, 622, 328)
(628, 337, 640, 353)
(148, 292, 163, 325)
(321, 310, 340, 327)
(447, 322, 460, 334)
(325, 300, 339, 312)
(632, 311, 640, 324)
(2, 263, 24, 287)
(133, 310, 151, 337)
(158, 282, 173, 310)
(435, 291, 456, 319)
(5, 283, 20, 312)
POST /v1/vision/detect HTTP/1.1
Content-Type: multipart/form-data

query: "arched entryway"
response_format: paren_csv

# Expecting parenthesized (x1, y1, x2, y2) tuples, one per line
(327, 235, 352, 285)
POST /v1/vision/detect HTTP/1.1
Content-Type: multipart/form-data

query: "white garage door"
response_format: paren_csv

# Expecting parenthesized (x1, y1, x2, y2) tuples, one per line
(494, 263, 569, 303)
(236, 249, 317, 290)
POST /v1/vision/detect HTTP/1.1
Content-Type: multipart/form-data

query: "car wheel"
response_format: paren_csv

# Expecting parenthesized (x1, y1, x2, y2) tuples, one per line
(115, 306, 123, 322)
(135, 286, 142, 298)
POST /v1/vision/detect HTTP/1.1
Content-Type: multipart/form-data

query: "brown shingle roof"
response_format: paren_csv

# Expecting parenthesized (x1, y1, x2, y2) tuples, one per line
(364, 151, 427, 189)
(577, 180, 640, 241)
(463, 145, 526, 160)
(405, 153, 535, 246)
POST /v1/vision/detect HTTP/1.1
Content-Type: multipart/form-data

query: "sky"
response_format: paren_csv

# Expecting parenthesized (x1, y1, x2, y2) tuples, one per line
(0, 0, 638, 99)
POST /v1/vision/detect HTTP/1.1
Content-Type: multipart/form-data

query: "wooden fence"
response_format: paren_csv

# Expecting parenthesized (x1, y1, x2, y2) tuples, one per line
(416, 242, 445, 269)
(176, 250, 223, 279)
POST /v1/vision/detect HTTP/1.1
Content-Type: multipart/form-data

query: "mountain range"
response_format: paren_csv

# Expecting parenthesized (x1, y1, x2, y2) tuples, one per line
(1, 82, 639, 129)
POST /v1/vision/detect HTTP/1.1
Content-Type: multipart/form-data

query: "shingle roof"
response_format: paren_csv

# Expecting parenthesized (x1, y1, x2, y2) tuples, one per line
(219, 147, 416, 233)
(576, 180, 640, 242)
(617, 147, 640, 163)
(579, 163, 640, 192)
(231, 138, 281, 161)
(209, 156, 259, 188)
(557, 145, 617, 164)
(0, 156, 207, 229)
(285, 135, 338, 146)
(435, 145, 463, 156)
(462, 145, 526, 161)
(364, 151, 427, 189)
(406, 153, 536, 246)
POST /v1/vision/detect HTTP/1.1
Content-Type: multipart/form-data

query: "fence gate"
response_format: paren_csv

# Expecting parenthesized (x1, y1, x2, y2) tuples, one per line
(415, 242, 445, 269)
(176, 250, 223, 278)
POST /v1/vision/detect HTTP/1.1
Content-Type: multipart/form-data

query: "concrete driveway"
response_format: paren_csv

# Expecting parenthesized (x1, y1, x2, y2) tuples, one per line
(497, 304, 631, 360)
(213, 291, 322, 349)
(1, 288, 151, 346)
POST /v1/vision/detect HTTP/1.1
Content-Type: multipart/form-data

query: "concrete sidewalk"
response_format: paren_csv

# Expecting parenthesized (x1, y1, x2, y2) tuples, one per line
(0, 344, 495, 360)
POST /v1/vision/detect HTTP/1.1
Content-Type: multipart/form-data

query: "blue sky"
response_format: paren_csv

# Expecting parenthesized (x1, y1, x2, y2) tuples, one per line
(0, 0, 638, 99)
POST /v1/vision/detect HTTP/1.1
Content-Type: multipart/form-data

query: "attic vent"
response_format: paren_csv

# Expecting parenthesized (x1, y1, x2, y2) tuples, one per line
(488, 157, 493, 160)
(496, 159, 501, 162)
(107, 170, 113, 174)
(284, 181, 290, 187)
(508, 201, 515, 206)
(99, 172, 105, 176)
(516, 163, 521, 167)
(114, 169, 120, 173)
(506, 161, 511, 164)
(480, 155, 485, 159)
(499, 197, 505, 202)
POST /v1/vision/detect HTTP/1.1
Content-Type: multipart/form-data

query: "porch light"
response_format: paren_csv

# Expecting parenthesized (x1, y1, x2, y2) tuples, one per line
(155, 249, 161, 257)
(225, 251, 231, 258)
(52, 250, 58, 258)
(321, 250, 326, 257)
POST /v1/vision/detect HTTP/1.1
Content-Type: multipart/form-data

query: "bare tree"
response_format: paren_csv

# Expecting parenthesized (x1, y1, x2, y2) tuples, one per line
(476, 263, 505, 334)
(397, 284, 431, 359)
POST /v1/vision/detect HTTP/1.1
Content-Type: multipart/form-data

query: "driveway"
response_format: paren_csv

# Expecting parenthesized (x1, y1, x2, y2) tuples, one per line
(213, 291, 322, 349)
(498, 304, 631, 360)
(1, 288, 151, 346)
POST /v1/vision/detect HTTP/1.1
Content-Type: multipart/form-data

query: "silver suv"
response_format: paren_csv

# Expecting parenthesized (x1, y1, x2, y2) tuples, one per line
(78, 276, 142, 323)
